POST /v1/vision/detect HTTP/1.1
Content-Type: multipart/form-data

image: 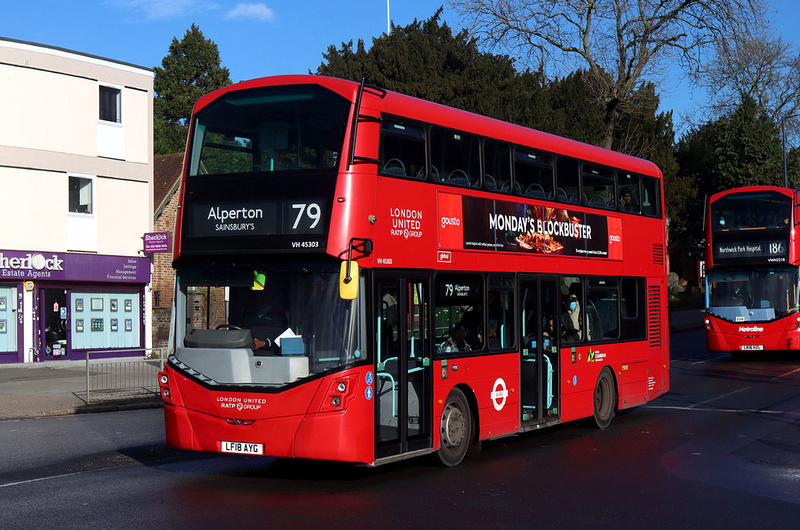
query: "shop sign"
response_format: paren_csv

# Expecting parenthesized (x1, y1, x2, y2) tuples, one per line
(143, 232, 172, 253)
(0, 250, 150, 283)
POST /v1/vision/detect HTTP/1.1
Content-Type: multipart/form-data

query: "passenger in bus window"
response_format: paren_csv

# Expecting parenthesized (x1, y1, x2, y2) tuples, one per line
(562, 294, 582, 342)
(620, 187, 638, 212)
(543, 315, 556, 351)
(439, 322, 472, 352)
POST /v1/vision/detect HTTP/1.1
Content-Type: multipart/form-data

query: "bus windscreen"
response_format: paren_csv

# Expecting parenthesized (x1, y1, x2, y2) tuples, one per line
(188, 84, 351, 176)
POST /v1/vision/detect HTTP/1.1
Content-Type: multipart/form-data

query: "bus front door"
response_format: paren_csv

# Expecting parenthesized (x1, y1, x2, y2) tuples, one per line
(519, 275, 560, 425)
(375, 275, 432, 460)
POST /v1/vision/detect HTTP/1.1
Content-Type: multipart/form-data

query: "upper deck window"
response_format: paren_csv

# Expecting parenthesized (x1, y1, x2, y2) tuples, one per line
(583, 165, 614, 209)
(514, 148, 553, 199)
(188, 85, 350, 176)
(556, 156, 580, 204)
(617, 172, 641, 213)
(379, 120, 426, 179)
(430, 127, 479, 188)
(711, 190, 790, 233)
(483, 140, 512, 193)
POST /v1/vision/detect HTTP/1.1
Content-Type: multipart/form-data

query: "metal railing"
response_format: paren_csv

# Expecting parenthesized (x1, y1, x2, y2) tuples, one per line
(84, 349, 166, 404)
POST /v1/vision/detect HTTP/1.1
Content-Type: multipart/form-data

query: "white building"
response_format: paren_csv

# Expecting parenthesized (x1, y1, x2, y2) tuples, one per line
(0, 37, 153, 363)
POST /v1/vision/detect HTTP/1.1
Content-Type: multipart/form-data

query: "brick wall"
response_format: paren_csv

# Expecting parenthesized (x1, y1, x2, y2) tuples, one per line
(151, 184, 179, 348)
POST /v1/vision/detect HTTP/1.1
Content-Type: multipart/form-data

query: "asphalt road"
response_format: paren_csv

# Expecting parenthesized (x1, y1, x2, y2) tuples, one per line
(1, 328, 799, 529)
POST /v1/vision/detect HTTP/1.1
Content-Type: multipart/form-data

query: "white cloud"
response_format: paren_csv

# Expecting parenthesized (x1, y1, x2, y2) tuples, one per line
(225, 3, 274, 21)
(108, 0, 216, 21)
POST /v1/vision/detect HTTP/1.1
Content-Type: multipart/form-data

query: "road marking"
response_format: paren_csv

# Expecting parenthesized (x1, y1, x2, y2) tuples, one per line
(644, 405, 785, 415)
(0, 472, 78, 488)
(690, 387, 751, 408)
(773, 366, 800, 380)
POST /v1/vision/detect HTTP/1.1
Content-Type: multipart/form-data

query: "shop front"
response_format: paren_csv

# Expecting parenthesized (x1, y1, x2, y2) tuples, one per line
(0, 250, 150, 363)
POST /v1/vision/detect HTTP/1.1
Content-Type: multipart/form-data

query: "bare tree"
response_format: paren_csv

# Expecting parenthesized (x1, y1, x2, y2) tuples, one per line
(698, 28, 800, 125)
(449, 0, 767, 150)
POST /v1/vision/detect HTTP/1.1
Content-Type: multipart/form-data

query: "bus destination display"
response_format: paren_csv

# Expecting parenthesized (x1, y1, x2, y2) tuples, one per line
(188, 199, 325, 237)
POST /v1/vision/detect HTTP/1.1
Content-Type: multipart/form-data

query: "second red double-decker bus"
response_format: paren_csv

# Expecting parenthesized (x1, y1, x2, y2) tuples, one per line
(704, 186, 800, 355)
(158, 75, 669, 466)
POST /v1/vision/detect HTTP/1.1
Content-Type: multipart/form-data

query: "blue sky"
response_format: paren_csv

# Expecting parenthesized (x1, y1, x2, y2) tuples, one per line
(1, 1, 797, 136)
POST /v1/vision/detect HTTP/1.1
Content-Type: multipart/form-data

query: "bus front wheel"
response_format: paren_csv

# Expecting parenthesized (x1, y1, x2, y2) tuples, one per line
(438, 388, 472, 467)
(592, 368, 617, 429)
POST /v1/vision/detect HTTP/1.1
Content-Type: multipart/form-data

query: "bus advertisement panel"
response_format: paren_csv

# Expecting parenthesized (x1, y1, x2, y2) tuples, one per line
(438, 193, 623, 260)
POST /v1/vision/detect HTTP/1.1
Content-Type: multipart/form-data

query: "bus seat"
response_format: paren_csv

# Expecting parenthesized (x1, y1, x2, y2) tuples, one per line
(447, 169, 471, 186)
(184, 328, 256, 351)
(525, 183, 546, 198)
(586, 304, 604, 341)
(381, 158, 406, 176)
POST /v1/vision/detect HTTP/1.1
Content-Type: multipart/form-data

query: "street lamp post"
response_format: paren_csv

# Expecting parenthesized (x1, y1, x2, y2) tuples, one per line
(782, 114, 798, 188)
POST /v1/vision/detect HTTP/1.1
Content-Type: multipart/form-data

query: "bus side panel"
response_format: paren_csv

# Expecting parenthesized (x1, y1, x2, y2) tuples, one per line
(433, 353, 520, 443)
(559, 352, 599, 422)
(616, 361, 649, 409)
(294, 368, 375, 463)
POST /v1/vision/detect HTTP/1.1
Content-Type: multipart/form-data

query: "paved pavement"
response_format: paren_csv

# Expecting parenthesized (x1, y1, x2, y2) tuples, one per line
(0, 359, 163, 421)
(0, 310, 704, 421)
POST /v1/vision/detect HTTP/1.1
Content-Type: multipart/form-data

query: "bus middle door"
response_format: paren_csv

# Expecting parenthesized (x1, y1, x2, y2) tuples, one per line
(519, 275, 560, 426)
(375, 275, 432, 460)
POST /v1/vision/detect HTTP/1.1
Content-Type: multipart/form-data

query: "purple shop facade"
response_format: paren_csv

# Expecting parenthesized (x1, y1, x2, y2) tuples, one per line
(0, 250, 151, 363)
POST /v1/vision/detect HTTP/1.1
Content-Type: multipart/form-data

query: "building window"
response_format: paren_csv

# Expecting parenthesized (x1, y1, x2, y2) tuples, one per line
(99, 85, 121, 123)
(69, 176, 93, 214)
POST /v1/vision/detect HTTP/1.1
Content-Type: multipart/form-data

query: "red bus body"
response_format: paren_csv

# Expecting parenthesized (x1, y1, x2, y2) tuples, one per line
(159, 75, 669, 466)
(704, 186, 800, 354)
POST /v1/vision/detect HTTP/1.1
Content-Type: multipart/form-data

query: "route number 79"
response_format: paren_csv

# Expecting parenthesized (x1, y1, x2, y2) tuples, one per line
(291, 203, 321, 230)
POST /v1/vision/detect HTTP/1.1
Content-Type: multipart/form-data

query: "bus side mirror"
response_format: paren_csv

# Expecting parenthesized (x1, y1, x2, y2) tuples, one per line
(339, 261, 358, 300)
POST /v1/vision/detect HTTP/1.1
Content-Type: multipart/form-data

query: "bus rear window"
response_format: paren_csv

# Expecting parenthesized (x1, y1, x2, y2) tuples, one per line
(188, 85, 350, 176)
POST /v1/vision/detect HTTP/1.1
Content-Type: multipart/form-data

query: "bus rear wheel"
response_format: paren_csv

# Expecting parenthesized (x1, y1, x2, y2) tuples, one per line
(438, 388, 472, 467)
(592, 368, 616, 429)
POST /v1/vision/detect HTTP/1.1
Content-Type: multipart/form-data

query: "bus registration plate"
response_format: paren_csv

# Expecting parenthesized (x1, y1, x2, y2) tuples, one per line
(221, 440, 264, 455)
(740, 345, 764, 351)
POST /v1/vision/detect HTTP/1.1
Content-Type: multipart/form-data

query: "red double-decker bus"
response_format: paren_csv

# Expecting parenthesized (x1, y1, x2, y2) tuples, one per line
(158, 75, 669, 466)
(704, 186, 800, 355)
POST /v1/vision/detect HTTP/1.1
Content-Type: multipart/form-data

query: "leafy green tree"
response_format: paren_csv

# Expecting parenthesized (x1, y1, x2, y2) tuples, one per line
(154, 24, 231, 154)
(715, 97, 782, 190)
(317, 10, 549, 128)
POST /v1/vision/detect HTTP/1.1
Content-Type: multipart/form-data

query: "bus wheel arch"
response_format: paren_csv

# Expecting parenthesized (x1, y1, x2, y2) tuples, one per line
(592, 367, 617, 429)
(437, 385, 476, 467)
